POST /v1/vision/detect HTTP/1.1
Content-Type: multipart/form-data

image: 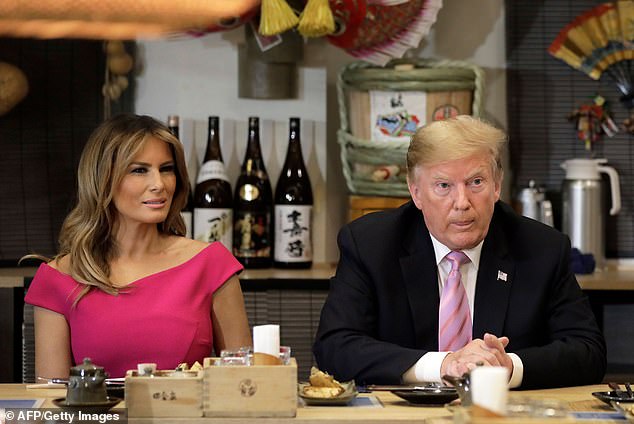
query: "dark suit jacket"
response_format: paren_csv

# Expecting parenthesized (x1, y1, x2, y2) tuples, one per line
(313, 201, 606, 389)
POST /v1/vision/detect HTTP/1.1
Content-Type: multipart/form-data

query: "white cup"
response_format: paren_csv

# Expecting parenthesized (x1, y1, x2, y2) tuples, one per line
(470, 366, 509, 415)
(137, 363, 157, 376)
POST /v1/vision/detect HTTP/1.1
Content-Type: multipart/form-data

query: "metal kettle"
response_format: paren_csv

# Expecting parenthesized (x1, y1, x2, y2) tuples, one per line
(561, 158, 621, 270)
(66, 358, 109, 405)
(517, 180, 553, 226)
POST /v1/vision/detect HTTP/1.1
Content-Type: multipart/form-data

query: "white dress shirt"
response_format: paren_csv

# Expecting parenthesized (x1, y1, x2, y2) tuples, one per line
(402, 234, 524, 388)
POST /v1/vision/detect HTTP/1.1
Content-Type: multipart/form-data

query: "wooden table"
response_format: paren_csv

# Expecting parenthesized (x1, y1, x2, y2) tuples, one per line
(0, 384, 625, 423)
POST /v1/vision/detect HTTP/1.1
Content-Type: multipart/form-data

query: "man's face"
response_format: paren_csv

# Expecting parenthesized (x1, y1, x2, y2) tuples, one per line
(408, 153, 501, 251)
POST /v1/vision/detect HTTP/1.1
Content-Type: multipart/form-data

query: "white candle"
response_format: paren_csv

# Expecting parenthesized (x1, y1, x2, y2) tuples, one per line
(252, 324, 280, 357)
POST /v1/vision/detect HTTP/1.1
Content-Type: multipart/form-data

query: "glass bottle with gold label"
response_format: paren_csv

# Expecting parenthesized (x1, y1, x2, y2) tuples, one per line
(194, 116, 233, 250)
(233, 116, 272, 268)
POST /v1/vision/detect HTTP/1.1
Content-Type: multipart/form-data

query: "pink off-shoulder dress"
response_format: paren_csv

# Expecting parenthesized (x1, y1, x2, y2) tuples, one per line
(25, 242, 243, 378)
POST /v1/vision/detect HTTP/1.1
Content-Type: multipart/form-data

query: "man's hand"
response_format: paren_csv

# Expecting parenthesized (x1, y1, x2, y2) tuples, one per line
(441, 333, 514, 379)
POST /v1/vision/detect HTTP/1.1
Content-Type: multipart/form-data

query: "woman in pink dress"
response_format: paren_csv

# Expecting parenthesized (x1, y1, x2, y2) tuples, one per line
(24, 114, 251, 378)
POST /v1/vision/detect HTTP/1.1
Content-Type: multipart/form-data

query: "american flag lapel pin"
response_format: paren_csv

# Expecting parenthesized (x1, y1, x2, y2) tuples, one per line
(497, 270, 508, 282)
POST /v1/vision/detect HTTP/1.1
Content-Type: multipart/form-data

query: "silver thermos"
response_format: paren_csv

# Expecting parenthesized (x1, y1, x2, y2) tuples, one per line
(561, 158, 621, 270)
(517, 180, 553, 227)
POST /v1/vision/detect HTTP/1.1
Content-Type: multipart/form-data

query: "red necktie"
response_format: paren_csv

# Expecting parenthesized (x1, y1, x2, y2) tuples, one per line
(438, 251, 472, 351)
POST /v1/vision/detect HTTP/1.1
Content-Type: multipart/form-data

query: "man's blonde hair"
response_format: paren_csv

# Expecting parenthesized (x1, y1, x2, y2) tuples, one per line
(406, 115, 507, 181)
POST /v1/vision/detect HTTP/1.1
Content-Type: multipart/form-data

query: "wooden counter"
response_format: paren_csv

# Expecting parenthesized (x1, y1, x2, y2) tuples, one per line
(2, 265, 634, 290)
(0, 384, 623, 423)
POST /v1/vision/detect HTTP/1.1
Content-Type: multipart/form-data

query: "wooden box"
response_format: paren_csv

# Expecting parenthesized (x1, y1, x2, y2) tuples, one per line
(202, 358, 298, 418)
(125, 370, 203, 418)
(349, 195, 410, 222)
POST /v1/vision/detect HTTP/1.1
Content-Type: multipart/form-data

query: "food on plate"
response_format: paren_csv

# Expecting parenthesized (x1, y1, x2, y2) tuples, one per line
(302, 367, 345, 398)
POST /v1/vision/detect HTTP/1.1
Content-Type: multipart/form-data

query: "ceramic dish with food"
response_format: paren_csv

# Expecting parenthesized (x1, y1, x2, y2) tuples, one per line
(298, 381, 359, 406)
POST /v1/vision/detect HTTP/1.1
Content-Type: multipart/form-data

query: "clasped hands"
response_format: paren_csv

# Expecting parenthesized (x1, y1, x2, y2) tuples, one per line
(440, 333, 513, 379)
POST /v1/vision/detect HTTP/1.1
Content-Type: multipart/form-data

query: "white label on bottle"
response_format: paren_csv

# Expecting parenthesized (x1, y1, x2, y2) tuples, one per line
(194, 208, 233, 251)
(181, 211, 193, 239)
(197, 160, 229, 184)
(274, 205, 312, 262)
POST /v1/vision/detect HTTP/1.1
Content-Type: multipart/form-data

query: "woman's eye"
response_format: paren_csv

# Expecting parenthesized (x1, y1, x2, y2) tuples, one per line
(160, 164, 175, 173)
(130, 167, 147, 174)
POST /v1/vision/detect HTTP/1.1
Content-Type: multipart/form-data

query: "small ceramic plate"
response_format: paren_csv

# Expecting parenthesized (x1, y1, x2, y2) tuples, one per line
(592, 391, 634, 406)
(52, 397, 122, 413)
(391, 387, 459, 406)
(298, 381, 358, 406)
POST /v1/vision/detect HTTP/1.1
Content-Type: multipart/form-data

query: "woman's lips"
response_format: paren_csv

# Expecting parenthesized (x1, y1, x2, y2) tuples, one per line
(142, 199, 167, 208)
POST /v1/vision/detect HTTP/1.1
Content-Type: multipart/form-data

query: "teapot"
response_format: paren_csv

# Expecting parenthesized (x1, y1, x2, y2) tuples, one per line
(516, 180, 553, 227)
(66, 358, 109, 405)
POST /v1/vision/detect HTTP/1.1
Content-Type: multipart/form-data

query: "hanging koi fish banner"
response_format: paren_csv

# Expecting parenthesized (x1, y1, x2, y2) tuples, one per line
(326, 0, 443, 66)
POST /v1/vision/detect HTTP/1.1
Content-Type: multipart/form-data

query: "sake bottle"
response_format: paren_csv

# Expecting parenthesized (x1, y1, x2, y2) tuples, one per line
(274, 117, 313, 268)
(168, 115, 194, 239)
(193, 116, 233, 250)
(233, 117, 273, 268)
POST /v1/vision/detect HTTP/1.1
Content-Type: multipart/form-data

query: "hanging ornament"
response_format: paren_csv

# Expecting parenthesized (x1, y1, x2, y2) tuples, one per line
(326, 0, 443, 66)
(0, 61, 29, 116)
(102, 41, 134, 119)
(259, 0, 299, 36)
(548, 2, 634, 108)
(567, 95, 618, 151)
(297, 0, 335, 37)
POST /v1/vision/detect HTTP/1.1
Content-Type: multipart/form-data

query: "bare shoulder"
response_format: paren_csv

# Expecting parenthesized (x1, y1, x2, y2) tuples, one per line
(166, 236, 211, 261)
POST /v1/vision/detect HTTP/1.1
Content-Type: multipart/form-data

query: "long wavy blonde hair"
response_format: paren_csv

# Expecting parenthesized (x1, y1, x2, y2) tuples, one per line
(30, 113, 190, 302)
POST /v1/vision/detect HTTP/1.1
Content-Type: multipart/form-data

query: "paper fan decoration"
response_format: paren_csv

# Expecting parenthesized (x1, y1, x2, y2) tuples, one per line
(327, 0, 443, 66)
(548, 1, 634, 108)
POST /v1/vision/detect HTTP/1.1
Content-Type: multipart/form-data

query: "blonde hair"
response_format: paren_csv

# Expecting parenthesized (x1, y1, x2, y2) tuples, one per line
(406, 115, 507, 181)
(30, 113, 190, 303)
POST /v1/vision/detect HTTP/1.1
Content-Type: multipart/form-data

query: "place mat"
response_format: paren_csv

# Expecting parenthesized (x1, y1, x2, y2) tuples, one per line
(0, 399, 45, 408)
(569, 411, 626, 421)
(300, 395, 383, 408)
(570, 399, 615, 412)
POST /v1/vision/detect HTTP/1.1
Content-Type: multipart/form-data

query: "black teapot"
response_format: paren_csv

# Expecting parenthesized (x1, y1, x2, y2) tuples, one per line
(65, 358, 108, 405)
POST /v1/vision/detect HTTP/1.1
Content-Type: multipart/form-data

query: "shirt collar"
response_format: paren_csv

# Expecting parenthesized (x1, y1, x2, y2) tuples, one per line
(429, 233, 483, 269)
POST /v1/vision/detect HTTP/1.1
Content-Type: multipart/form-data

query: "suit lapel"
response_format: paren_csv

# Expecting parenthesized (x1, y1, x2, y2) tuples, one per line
(472, 215, 514, 338)
(400, 215, 440, 350)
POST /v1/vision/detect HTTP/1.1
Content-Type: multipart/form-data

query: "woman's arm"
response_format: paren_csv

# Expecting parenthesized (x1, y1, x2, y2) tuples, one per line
(211, 274, 252, 354)
(33, 306, 72, 379)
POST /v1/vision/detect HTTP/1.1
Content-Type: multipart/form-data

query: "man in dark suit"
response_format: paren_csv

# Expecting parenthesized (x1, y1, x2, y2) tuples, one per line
(313, 116, 606, 389)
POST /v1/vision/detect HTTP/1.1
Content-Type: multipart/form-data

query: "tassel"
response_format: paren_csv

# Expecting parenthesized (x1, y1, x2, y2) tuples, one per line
(259, 0, 299, 36)
(298, 0, 335, 37)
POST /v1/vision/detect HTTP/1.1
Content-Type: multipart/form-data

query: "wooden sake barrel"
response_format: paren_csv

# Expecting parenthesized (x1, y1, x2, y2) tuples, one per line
(337, 59, 485, 197)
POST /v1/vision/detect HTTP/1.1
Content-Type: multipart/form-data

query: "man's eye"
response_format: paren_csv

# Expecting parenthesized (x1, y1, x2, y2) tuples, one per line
(437, 182, 450, 189)
(472, 178, 483, 186)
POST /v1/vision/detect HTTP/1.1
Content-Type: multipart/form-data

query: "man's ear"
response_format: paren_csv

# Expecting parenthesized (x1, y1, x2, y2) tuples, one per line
(407, 176, 422, 210)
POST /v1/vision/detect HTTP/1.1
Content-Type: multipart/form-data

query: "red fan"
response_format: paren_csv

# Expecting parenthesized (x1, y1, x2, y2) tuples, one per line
(327, 0, 442, 66)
